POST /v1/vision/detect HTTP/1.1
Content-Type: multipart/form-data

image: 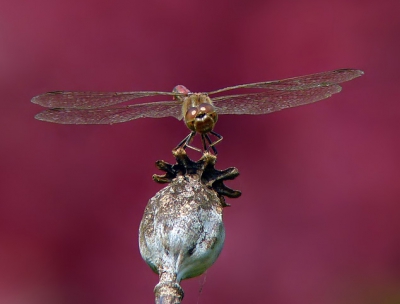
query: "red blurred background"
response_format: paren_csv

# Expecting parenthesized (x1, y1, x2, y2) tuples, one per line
(1, 0, 399, 303)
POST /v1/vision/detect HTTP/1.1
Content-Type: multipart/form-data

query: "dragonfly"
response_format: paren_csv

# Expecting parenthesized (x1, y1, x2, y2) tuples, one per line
(32, 68, 363, 154)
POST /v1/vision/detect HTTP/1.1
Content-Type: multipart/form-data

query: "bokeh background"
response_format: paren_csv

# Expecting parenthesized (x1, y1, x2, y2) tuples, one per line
(1, 0, 399, 303)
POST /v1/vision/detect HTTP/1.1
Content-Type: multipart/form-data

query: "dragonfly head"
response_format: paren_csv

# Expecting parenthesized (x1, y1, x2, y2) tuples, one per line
(184, 100, 218, 134)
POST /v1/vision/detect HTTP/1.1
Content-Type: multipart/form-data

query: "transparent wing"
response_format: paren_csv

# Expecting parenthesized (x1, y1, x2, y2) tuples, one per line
(32, 69, 363, 123)
(208, 69, 363, 95)
(31, 91, 177, 109)
(34, 100, 183, 124)
(212, 84, 343, 115)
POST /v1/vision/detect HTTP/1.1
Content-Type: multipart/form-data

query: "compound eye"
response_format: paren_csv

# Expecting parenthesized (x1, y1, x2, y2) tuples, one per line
(198, 103, 214, 114)
(173, 85, 191, 95)
(185, 107, 198, 122)
(173, 85, 191, 101)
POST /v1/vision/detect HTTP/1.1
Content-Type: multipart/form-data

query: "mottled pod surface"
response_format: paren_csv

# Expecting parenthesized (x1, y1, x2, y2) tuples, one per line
(139, 174, 225, 281)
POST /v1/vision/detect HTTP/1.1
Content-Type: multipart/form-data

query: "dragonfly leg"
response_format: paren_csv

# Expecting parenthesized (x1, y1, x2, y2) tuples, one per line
(204, 134, 218, 155)
(175, 132, 192, 150)
(209, 131, 223, 148)
(175, 131, 202, 153)
(201, 134, 208, 151)
(185, 132, 202, 153)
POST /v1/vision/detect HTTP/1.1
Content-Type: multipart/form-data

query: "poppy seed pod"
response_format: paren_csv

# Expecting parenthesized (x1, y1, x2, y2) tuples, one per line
(139, 148, 241, 303)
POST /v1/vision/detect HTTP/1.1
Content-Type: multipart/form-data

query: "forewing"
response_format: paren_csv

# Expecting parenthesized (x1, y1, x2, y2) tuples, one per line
(212, 84, 342, 115)
(31, 91, 176, 109)
(208, 69, 363, 95)
(34, 100, 183, 124)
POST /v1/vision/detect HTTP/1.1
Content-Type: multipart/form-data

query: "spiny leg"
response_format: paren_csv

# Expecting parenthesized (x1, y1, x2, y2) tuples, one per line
(209, 131, 223, 147)
(185, 132, 202, 153)
(174, 131, 198, 152)
(176, 131, 203, 153)
(204, 134, 218, 155)
(175, 131, 222, 154)
(201, 134, 208, 151)
(175, 132, 191, 149)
